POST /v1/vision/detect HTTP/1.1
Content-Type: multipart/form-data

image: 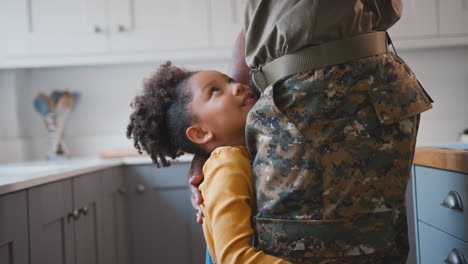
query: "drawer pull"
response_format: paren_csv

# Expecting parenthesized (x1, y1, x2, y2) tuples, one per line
(441, 191, 464, 212)
(136, 184, 146, 194)
(67, 209, 80, 222)
(444, 248, 466, 264)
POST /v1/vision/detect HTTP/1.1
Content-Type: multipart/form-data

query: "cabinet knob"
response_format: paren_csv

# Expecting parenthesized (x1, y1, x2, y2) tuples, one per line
(440, 191, 464, 212)
(136, 184, 146, 194)
(118, 25, 127, 33)
(94, 26, 103, 34)
(67, 209, 80, 222)
(444, 248, 466, 264)
(79, 205, 89, 216)
(118, 187, 128, 194)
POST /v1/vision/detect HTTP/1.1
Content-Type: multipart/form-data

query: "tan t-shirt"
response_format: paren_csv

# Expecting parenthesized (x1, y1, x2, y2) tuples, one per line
(244, 0, 403, 70)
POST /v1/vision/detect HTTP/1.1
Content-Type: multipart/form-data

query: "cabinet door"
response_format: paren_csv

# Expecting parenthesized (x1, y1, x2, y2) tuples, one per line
(388, 0, 438, 39)
(73, 172, 102, 264)
(126, 163, 205, 264)
(210, 0, 247, 48)
(100, 167, 129, 264)
(24, 0, 108, 56)
(0, 0, 30, 57)
(0, 191, 29, 264)
(29, 180, 75, 264)
(439, 0, 468, 35)
(109, 0, 210, 52)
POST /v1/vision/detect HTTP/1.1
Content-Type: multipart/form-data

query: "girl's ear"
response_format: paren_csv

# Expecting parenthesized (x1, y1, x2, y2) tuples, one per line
(186, 125, 213, 145)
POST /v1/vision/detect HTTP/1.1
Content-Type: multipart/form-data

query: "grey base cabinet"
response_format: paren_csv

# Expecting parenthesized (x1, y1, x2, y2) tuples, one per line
(100, 167, 129, 264)
(0, 191, 29, 264)
(1, 163, 204, 264)
(124, 163, 205, 264)
(28, 169, 128, 264)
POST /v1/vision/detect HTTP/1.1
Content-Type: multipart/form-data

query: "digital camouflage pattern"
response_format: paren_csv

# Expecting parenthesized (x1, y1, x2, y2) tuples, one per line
(245, 53, 433, 263)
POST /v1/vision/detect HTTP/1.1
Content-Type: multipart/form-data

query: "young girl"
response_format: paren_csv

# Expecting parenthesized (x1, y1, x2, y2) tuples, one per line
(126, 62, 291, 264)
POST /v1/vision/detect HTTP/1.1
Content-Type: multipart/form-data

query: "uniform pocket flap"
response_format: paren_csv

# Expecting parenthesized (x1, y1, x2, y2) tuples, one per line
(368, 78, 432, 125)
(254, 211, 396, 261)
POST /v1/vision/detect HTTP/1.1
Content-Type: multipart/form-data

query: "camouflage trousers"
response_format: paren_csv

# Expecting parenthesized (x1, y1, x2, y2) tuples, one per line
(246, 53, 432, 263)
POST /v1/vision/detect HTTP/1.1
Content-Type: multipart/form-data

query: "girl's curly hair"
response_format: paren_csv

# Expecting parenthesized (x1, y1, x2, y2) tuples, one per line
(126, 61, 206, 168)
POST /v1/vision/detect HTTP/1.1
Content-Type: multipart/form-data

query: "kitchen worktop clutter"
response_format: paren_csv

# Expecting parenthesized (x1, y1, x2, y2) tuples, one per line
(33, 91, 80, 159)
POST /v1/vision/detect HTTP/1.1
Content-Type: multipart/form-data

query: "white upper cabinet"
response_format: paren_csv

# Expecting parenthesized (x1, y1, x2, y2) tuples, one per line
(388, 0, 438, 39)
(439, 0, 468, 35)
(30, 0, 109, 55)
(109, 0, 210, 52)
(1, 0, 210, 60)
(1, 0, 467, 68)
(210, 0, 246, 48)
(1, 0, 33, 57)
(11, 0, 108, 56)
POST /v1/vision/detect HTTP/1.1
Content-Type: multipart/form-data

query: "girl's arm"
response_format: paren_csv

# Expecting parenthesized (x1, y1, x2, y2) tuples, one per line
(201, 147, 291, 264)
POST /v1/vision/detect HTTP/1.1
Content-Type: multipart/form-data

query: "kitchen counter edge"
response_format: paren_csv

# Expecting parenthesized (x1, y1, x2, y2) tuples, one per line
(0, 155, 193, 196)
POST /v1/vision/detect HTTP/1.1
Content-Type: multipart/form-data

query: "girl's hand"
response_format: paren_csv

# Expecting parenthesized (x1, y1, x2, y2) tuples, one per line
(188, 154, 208, 224)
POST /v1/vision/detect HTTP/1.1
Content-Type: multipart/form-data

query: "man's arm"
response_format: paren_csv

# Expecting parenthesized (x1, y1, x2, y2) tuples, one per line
(229, 30, 251, 86)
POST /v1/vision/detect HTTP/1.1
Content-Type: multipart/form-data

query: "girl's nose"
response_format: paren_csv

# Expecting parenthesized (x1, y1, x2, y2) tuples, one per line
(232, 82, 244, 96)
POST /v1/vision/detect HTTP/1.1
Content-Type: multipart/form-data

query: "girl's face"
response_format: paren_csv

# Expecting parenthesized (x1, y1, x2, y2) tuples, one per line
(187, 71, 257, 148)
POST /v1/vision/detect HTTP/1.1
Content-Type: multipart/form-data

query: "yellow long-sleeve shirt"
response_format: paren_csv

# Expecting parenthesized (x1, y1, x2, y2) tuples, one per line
(199, 146, 291, 264)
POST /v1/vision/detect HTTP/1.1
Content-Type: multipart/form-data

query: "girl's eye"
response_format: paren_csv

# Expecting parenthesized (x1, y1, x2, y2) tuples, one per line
(228, 78, 235, 83)
(210, 87, 220, 94)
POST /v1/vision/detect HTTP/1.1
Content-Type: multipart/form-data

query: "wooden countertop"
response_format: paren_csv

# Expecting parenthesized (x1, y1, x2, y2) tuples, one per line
(414, 144, 468, 174)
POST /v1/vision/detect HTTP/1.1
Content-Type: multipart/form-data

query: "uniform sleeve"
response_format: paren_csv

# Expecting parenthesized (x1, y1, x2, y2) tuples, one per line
(202, 148, 291, 264)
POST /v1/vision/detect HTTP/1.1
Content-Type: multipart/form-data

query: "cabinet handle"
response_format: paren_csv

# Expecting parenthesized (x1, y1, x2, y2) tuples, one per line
(94, 26, 103, 34)
(136, 184, 146, 194)
(118, 187, 128, 195)
(440, 191, 464, 212)
(444, 248, 466, 264)
(117, 25, 127, 33)
(67, 209, 80, 222)
(79, 205, 89, 216)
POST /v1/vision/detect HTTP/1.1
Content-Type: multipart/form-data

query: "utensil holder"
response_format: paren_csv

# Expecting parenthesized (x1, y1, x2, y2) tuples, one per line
(44, 112, 67, 160)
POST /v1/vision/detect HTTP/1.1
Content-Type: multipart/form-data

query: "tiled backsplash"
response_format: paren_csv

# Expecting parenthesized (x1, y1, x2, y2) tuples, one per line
(1, 47, 467, 163)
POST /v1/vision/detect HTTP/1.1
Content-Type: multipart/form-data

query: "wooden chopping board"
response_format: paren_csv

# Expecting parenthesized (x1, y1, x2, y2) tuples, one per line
(99, 148, 148, 159)
(414, 145, 468, 174)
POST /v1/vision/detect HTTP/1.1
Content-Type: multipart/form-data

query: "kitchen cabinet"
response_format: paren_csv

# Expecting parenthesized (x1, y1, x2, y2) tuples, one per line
(3, 0, 108, 57)
(413, 165, 468, 263)
(1, 0, 210, 58)
(388, 0, 438, 39)
(124, 163, 205, 264)
(28, 179, 75, 264)
(388, 0, 468, 49)
(210, 0, 246, 48)
(100, 167, 129, 264)
(29, 173, 103, 264)
(0, 191, 29, 264)
(28, 169, 129, 264)
(439, 0, 468, 35)
(109, 0, 210, 52)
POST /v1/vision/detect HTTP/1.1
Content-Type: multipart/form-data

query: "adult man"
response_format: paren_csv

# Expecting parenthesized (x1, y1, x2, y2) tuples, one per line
(190, 1, 433, 263)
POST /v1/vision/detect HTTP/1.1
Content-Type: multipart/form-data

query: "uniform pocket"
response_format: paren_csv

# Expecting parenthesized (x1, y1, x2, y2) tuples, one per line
(254, 211, 397, 261)
(368, 77, 433, 125)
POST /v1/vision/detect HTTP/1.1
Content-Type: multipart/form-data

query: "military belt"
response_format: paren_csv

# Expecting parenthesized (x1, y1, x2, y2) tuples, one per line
(251, 31, 390, 91)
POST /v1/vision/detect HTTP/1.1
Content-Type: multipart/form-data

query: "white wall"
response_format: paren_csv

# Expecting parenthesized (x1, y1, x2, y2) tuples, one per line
(1, 59, 230, 161)
(398, 46, 468, 146)
(0, 46, 467, 163)
(0, 70, 27, 162)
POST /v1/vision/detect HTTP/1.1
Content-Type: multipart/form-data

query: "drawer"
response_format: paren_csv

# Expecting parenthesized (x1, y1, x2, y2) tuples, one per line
(419, 221, 468, 264)
(415, 166, 468, 242)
